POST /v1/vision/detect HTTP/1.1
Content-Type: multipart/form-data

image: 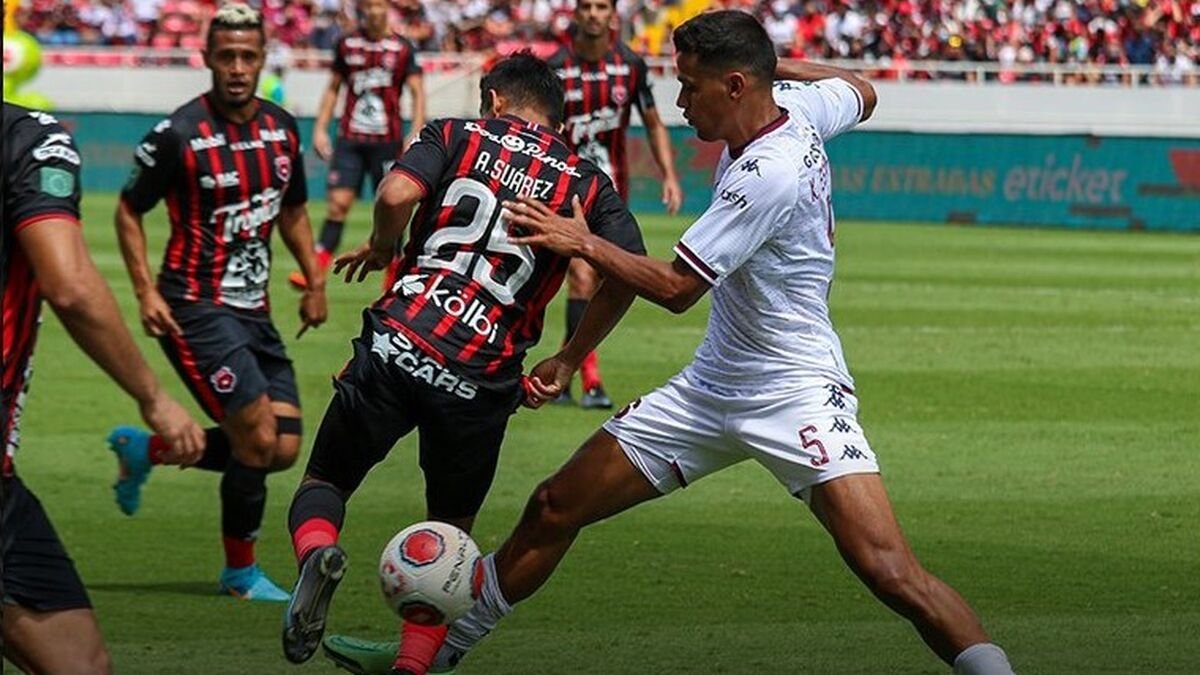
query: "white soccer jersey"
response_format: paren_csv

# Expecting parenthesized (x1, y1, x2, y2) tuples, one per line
(673, 78, 864, 394)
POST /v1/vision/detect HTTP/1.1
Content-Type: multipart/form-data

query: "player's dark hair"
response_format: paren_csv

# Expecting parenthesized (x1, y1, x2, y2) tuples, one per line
(205, 2, 266, 52)
(672, 10, 777, 82)
(479, 52, 566, 128)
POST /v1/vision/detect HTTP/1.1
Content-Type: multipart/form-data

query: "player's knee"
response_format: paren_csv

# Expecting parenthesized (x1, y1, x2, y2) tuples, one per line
(861, 556, 927, 607)
(239, 422, 278, 468)
(64, 644, 112, 675)
(525, 479, 580, 537)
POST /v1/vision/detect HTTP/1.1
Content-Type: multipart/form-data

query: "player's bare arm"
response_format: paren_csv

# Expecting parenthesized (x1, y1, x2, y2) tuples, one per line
(776, 59, 877, 121)
(114, 196, 182, 337)
(641, 106, 683, 214)
(275, 203, 328, 334)
(334, 171, 424, 282)
(312, 72, 344, 160)
(405, 73, 426, 150)
(506, 195, 708, 313)
(19, 217, 205, 464)
(525, 278, 636, 407)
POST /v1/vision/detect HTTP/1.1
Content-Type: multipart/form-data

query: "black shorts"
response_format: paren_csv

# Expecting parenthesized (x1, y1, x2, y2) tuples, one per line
(327, 138, 402, 196)
(306, 310, 522, 519)
(1, 474, 91, 612)
(159, 303, 299, 422)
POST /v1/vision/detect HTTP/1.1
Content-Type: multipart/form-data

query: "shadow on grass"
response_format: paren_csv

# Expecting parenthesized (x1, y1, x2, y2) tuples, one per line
(88, 581, 217, 598)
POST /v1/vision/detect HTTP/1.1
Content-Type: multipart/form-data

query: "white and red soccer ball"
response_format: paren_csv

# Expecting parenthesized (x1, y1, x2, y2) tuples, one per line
(378, 521, 483, 625)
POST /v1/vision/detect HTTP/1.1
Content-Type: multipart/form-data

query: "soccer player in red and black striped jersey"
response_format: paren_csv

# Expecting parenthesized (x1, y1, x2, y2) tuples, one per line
(281, 53, 645, 674)
(2, 103, 204, 674)
(546, 0, 682, 409)
(108, 3, 327, 602)
(288, 0, 427, 290)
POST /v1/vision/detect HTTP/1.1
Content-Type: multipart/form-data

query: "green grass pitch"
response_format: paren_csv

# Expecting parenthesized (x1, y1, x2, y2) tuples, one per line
(13, 193, 1199, 674)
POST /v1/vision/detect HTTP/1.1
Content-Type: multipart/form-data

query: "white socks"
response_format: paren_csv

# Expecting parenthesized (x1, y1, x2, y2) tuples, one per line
(953, 643, 1016, 675)
(433, 553, 512, 669)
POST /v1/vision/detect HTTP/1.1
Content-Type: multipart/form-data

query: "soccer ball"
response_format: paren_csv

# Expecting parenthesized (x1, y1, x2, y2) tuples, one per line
(379, 521, 482, 625)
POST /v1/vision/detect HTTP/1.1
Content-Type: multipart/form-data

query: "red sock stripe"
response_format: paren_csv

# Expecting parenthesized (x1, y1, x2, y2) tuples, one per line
(393, 622, 449, 674)
(292, 517, 339, 564)
(223, 535, 256, 569)
(580, 350, 602, 391)
(149, 435, 170, 464)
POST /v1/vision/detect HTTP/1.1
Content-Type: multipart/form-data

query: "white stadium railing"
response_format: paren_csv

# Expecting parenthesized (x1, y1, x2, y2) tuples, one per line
(40, 47, 1199, 88)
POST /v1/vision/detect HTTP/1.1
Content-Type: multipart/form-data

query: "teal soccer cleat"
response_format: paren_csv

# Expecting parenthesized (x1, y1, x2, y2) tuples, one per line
(219, 564, 291, 602)
(106, 425, 153, 516)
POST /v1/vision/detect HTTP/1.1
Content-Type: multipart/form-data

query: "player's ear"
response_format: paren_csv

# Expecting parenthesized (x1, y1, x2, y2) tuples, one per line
(727, 71, 748, 100)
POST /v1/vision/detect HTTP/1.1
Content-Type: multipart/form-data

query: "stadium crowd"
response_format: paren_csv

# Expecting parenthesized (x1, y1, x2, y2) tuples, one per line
(13, 0, 1200, 83)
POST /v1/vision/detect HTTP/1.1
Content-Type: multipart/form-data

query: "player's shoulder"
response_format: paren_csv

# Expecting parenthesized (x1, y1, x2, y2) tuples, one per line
(3, 103, 73, 154)
(159, 96, 211, 137)
(388, 31, 418, 51)
(257, 98, 299, 128)
(544, 44, 571, 68)
(614, 42, 647, 67)
(336, 30, 361, 49)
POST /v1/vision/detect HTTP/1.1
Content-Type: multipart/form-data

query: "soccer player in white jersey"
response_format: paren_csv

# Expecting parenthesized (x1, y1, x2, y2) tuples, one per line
(422, 11, 1018, 675)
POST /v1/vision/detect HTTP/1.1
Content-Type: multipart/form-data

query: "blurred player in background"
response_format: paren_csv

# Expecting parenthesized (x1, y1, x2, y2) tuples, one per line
(289, 0, 426, 290)
(2, 102, 204, 674)
(107, 2, 326, 602)
(280, 53, 644, 675)
(433, 11, 1018, 675)
(545, 0, 682, 408)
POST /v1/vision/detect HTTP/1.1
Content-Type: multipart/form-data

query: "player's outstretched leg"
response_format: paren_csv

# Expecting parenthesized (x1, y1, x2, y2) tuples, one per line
(283, 479, 350, 664)
(433, 430, 660, 669)
(106, 425, 234, 515)
(808, 474, 1017, 674)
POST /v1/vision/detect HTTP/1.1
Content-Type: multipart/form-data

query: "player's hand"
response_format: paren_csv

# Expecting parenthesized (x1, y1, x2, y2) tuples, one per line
(138, 289, 183, 337)
(313, 128, 333, 161)
(504, 195, 590, 256)
(662, 176, 683, 215)
(139, 391, 204, 466)
(333, 242, 393, 283)
(297, 287, 327, 338)
(522, 354, 575, 409)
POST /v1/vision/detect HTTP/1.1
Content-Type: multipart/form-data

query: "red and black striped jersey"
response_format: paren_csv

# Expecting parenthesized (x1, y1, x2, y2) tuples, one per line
(2, 103, 84, 475)
(546, 41, 656, 200)
(333, 30, 422, 143)
(381, 115, 645, 388)
(120, 95, 308, 313)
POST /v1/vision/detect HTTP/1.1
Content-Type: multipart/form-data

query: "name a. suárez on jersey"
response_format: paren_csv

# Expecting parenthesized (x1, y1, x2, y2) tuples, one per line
(370, 329, 479, 400)
(463, 121, 579, 177)
(472, 153, 555, 201)
(211, 187, 283, 242)
(396, 274, 500, 344)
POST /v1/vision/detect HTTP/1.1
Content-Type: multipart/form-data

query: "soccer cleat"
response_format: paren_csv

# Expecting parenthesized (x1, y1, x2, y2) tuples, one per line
(322, 636, 457, 675)
(283, 545, 348, 663)
(219, 564, 291, 602)
(289, 249, 333, 291)
(580, 385, 613, 410)
(106, 425, 153, 516)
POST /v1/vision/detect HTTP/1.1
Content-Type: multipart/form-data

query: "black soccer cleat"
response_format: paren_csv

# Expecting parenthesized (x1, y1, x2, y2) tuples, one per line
(282, 545, 348, 664)
(580, 385, 613, 410)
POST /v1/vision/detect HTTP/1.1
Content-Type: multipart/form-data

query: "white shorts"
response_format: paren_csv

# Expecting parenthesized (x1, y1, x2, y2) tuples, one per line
(603, 374, 880, 502)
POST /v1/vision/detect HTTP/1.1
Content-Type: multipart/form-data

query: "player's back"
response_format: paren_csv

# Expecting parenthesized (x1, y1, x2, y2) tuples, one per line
(677, 80, 865, 393)
(382, 116, 643, 386)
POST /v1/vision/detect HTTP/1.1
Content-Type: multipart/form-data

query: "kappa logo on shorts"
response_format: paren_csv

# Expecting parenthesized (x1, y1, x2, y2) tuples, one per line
(823, 384, 847, 409)
(840, 445, 870, 461)
(829, 417, 854, 434)
(210, 366, 237, 394)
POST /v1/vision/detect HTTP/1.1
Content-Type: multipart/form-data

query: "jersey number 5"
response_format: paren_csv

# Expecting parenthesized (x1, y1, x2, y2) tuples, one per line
(419, 177, 535, 305)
